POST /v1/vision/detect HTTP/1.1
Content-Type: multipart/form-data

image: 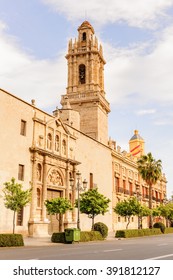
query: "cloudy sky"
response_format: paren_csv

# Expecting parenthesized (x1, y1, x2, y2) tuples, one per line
(1, 0, 173, 197)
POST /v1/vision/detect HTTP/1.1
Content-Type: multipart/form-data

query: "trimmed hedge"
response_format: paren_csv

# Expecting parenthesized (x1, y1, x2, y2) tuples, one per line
(80, 231, 103, 242)
(51, 232, 65, 243)
(115, 228, 161, 238)
(51, 230, 103, 243)
(0, 234, 24, 247)
(93, 222, 108, 239)
(165, 227, 173, 234)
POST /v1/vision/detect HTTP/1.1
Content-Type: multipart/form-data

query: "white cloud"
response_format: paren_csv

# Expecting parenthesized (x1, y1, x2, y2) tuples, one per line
(0, 20, 67, 111)
(136, 109, 156, 115)
(104, 24, 173, 106)
(41, 0, 173, 29)
(0, 21, 7, 31)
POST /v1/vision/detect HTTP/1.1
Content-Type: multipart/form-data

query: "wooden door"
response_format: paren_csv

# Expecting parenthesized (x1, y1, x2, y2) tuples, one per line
(47, 189, 62, 234)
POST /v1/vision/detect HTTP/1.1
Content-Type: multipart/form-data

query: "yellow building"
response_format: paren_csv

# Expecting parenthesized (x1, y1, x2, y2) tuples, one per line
(0, 21, 167, 236)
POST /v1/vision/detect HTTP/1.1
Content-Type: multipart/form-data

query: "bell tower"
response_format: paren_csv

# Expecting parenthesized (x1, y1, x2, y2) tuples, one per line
(61, 21, 110, 144)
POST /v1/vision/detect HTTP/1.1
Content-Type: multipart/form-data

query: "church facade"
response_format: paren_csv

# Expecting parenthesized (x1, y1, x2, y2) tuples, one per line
(0, 21, 167, 236)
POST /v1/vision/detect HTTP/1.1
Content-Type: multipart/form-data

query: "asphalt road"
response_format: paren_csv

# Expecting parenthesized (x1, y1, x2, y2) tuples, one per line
(0, 234, 173, 260)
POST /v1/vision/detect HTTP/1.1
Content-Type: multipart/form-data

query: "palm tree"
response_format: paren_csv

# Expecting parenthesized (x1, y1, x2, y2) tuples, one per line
(137, 152, 162, 228)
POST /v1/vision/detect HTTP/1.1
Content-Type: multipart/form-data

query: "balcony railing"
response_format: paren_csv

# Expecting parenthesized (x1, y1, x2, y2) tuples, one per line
(115, 188, 163, 204)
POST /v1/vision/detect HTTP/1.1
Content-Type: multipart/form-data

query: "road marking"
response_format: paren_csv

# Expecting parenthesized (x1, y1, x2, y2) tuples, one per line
(157, 243, 167, 246)
(103, 249, 122, 252)
(145, 253, 173, 260)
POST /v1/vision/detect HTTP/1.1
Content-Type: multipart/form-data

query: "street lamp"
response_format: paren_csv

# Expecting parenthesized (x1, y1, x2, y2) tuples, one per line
(69, 171, 87, 230)
(163, 194, 169, 227)
(135, 185, 142, 229)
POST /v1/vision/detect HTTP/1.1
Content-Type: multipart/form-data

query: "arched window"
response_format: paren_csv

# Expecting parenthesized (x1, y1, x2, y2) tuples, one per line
(79, 64, 86, 84)
(62, 139, 67, 156)
(55, 135, 60, 152)
(82, 32, 86, 41)
(37, 188, 41, 208)
(37, 163, 42, 181)
(47, 133, 52, 149)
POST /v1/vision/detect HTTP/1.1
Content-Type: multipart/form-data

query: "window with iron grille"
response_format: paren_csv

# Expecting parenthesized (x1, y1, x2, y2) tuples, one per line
(18, 164, 24, 181)
(20, 120, 26, 136)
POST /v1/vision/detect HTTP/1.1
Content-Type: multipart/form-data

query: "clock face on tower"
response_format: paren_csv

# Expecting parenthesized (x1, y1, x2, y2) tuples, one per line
(79, 64, 86, 84)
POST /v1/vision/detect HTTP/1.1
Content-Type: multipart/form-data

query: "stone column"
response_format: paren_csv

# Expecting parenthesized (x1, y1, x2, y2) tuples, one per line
(86, 53, 89, 91)
(64, 161, 70, 229)
(72, 166, 77, 223)
(29, 152, 37, 221)
(90, 53, 94, 90)
(42, 156, 48, 221)
(28, 152, 38, 236)
(68, 57, 73, 94)
(73, 56, 77, 92)
(65, 161, 70, 199)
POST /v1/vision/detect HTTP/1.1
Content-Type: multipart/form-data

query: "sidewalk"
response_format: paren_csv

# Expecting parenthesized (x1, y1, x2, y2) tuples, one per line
(23, 236, 58, 247)
(24, 232, 116, 246)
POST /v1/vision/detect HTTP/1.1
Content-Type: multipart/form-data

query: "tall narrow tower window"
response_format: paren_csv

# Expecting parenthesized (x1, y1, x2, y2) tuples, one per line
(20, 120, 26, 136)
(79, 64, 86, 84)
(82, 32, 86, 41)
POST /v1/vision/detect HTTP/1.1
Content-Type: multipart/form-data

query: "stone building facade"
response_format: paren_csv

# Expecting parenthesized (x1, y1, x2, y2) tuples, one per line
(0, 21, 167, 236)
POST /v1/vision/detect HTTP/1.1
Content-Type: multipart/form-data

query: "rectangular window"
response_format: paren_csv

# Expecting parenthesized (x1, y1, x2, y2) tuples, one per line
(20, 120, 26, 136)
(129, 182, 133, 195)
(18, 164, 24, 181)
(90, 173, 93, 189)
(17, 208, 23, 226)
(115, 177, 120, 192)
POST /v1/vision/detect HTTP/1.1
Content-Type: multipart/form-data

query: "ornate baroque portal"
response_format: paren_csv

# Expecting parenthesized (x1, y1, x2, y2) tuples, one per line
(28, 115, 80, 237)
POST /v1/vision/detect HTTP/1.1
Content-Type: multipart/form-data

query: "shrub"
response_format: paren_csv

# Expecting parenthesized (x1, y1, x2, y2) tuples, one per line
(115, 228, 161, 238)
(93, 222, 108, 239)
(115, 230, 126, 238)
(153, 222, 165, 233)
(80, 231, 103, 242)
(0, 234, 24, 247)
(51, 232, 65, 243)
(141, 228, 161, 236)
(51, 231, 103, 243)
(165, 227, 173, 234)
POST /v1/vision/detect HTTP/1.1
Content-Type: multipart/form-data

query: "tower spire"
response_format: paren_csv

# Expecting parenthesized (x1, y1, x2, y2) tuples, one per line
(129, 130, 145, 158)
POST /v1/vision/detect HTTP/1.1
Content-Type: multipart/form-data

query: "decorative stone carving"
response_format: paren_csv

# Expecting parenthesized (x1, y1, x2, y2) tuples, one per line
(36, 163, 42, 181)
(38, 135, 43, 147)
(47, 169, 63, 186)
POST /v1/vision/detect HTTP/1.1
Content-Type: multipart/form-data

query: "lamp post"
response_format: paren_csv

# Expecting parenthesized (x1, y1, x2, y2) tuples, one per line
(135, 185, 142, 229)
(69, 171, 87, 230)
(163, 194, 169, 227)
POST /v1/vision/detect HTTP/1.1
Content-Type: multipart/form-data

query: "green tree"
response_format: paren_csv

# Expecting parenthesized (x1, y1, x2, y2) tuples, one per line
(45, 197, 72, 232)
(113, 197, 140, 229)
(153, 203, 173, 227)
(137, 152, 162, 228)
(137, 204, 151, 229)
(76, 188, 110, 230)
(3, 177, 32, 234)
